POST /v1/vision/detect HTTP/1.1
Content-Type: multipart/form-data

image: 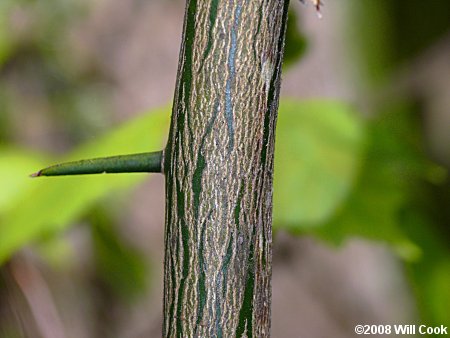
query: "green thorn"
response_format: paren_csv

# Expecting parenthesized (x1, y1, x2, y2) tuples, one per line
(30, 151, 164, 177)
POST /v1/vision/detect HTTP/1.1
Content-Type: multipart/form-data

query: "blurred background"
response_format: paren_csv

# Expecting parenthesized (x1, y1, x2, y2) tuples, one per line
(0, 0, 449, 337)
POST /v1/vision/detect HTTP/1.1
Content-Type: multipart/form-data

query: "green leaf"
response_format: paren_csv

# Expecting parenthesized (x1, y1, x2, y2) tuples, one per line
(314, 159, 420, 259)
(312, 105, 428, 260)
(273, 100, 425, 261)
(0, 108, 169, 264)
(273, 99, 366, 227)
(0, 148, 46, 213)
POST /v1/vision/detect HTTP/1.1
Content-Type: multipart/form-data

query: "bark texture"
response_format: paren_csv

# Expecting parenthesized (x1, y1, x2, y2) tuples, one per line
(163, 0, 289, 336)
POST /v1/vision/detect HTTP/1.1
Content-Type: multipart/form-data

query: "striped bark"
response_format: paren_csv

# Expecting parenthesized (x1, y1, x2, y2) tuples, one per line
(163, 0, 289, 336)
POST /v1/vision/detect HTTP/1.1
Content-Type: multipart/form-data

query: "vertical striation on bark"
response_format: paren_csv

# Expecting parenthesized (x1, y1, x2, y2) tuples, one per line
(163, 0, 289, 336)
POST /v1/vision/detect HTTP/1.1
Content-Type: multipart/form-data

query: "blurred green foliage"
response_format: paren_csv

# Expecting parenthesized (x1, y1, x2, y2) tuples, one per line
(314, 104, 428, 260)
(345, 0, 450, 328)
(351, 0, 450, 86)
(274, 100, 365, 226)
(0, 148, 46, 214)
(0, 0, 449, 333)
(0, 108, 168, 264)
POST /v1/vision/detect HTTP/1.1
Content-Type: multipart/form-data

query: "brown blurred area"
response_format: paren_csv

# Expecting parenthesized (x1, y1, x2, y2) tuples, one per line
(1, 0, 449, 337)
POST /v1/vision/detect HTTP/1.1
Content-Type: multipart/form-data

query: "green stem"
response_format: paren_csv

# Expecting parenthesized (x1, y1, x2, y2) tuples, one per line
(31, 151, 163, 177)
